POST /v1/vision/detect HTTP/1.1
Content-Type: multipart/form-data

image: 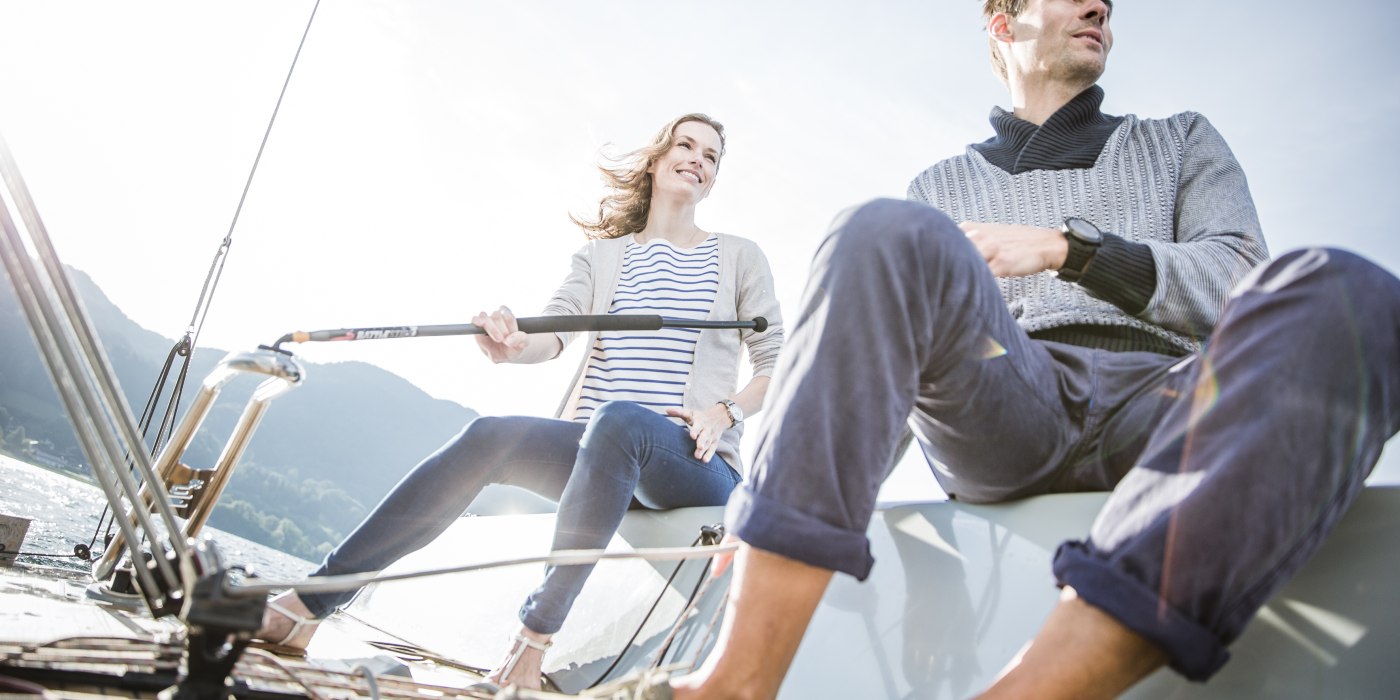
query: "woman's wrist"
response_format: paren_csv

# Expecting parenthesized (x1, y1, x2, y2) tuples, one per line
(717, 398, 743, 427)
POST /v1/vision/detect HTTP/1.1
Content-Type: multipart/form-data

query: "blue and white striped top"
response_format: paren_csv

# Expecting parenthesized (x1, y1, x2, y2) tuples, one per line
(574, 235, 720, 424)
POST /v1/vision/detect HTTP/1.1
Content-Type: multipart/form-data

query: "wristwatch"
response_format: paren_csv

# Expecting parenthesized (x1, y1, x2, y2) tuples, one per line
(718, 399, 744, 427)
(1058, 217, 1103, 283)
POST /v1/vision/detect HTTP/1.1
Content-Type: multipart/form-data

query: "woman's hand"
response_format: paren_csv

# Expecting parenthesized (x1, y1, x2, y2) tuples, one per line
(666, 403, 733, 462)
(473, 306, 530, 363)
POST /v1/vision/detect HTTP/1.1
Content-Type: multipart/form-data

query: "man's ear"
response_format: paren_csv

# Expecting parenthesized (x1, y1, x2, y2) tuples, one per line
(988, 12, 1015, 43)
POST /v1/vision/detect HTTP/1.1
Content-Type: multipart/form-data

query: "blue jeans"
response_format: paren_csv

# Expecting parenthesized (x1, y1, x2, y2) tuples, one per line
(300, 400, 741, 634)
(726, 199, 1400, 680)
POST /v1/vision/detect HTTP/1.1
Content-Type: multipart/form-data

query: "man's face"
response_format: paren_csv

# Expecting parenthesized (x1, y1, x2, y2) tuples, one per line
(1005, 0, 1114, 88)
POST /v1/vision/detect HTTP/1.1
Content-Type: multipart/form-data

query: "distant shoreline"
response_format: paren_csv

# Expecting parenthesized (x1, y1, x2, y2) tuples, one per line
(0, 450, 96, 486)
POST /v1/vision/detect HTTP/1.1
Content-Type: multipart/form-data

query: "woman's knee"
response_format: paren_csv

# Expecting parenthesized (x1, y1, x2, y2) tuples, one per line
(579, 401, 654, 459)
(452, 415, 507, 450)
(431, 415, 525, 472)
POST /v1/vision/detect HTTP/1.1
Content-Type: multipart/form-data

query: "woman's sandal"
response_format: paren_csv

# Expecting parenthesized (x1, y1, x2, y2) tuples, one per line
(468, 633, 553, 692)
(248, 600, 320, 658)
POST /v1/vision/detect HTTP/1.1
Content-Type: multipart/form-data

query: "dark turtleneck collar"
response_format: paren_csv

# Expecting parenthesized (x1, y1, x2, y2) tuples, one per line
(971, 85, 1125, 175)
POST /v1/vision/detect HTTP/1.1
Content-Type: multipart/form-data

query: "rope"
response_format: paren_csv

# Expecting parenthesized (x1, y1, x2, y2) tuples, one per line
(246, 647, 329, 700)
(353, 663, 382, 700)
(689, 587, 731, 673)
(227, 542, 739, 598)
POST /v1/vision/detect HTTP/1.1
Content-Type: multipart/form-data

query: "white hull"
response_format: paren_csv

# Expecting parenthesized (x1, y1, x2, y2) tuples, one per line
(315, 485, 1400, 697)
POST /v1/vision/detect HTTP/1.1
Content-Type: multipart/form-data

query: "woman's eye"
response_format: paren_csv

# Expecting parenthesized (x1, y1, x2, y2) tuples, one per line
(706, 155, 717, 163)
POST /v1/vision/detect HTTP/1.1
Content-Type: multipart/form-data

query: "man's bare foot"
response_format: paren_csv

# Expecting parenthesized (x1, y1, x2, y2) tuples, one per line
(483, 627, 552, 690)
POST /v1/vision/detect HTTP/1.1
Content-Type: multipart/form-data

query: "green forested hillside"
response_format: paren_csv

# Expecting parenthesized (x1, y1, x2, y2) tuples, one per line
(0, 265, 477, 560)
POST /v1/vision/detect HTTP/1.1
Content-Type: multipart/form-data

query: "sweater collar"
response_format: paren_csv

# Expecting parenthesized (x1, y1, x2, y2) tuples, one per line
(971, 85, 1125, 174)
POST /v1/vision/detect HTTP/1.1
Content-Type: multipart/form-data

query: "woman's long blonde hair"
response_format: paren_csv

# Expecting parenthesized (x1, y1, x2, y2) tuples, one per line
(572, 113, 727, 240)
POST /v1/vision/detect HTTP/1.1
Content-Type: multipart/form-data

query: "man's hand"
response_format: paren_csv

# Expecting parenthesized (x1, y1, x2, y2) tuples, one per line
(960, 221, 1069, 277)
(666, 403, 732, 461)
(473, 305, 529, 363)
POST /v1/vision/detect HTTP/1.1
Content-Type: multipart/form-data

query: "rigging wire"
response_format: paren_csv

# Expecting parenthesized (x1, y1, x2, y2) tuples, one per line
(76, 0, 324, 562)
(576, 531, 706, 689)
(227, 542, 739, 598)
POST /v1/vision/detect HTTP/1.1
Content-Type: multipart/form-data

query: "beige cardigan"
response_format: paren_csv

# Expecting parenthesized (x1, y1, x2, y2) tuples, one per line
(541, 233, 784, 473)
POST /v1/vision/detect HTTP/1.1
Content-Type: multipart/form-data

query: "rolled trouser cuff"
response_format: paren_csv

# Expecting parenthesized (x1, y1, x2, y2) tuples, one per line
(726, 485, 875, 580)
(1053, 540, 1229, 681)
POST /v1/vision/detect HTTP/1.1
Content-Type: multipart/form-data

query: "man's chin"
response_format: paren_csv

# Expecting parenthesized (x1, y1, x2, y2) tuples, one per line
(1058, 58, 1106, 89)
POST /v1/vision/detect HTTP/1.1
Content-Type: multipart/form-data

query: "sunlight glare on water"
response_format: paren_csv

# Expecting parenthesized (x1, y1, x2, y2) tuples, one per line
(0, 454, 314, 580)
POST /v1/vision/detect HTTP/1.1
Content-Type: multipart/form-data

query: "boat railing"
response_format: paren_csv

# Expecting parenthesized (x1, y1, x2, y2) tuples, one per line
(90, 348, 304, 583)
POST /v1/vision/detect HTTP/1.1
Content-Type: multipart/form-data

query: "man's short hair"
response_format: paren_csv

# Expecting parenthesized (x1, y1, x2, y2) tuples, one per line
(983, 0, 1028, 85)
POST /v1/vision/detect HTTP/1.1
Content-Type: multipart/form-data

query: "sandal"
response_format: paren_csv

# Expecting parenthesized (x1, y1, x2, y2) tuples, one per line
(249, 599, 320, 657)
(469, 633, 552, 692)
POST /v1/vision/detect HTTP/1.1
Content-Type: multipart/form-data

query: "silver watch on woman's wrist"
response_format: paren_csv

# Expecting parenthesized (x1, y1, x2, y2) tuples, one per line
(718, 399, 744, 427)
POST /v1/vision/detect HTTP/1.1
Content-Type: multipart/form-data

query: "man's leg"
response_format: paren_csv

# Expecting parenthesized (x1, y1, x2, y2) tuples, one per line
(670, 546, 833, 700)
(673, 199, 1088, 698)
(980, 586, 1168, 700)
(989, 249, 1400, 694)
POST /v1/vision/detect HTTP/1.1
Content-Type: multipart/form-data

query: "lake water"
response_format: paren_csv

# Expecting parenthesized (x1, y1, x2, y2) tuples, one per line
(0, 454, 315, 581)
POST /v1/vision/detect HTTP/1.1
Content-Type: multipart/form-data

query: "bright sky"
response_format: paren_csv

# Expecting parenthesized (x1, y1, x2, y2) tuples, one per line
(2, 1, 1399, 496)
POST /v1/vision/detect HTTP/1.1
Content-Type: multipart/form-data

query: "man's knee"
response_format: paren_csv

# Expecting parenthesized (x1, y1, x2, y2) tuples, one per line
(1321, 248, 1400, 305)
(1232, 247, 1400, 367)
(825, 198, 967, 263)
(1239, 247, 1400, 307)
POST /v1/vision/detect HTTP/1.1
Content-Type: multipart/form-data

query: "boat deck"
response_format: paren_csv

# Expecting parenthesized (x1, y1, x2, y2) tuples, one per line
(5, 487, 1400, 698)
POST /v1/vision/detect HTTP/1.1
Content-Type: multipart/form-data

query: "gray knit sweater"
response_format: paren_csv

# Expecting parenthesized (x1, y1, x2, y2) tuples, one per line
(907, 110, 1270, 354)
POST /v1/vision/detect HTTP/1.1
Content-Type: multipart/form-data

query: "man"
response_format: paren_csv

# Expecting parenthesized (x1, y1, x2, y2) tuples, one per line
(667, 1, 1400, 698)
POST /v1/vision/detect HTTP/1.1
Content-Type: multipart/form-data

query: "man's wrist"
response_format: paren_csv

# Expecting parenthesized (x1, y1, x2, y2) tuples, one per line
(1047, 227, 1070, 270)
(1058, 217, 1104, 282)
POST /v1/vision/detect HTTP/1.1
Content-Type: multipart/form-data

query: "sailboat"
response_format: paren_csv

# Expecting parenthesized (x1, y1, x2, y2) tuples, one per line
(3, 4, 1400, 699)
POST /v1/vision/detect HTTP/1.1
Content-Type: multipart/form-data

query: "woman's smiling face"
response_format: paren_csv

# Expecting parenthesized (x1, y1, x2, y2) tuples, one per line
(648, 120, 723, 203)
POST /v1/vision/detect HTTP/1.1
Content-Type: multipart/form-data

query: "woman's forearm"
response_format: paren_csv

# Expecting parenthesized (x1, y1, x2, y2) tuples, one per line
(730, 375, 771, 419)
(506, 333, 564, 365)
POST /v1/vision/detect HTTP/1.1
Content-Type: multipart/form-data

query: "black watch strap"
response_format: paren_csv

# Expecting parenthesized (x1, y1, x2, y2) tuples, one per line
(1059, 217, 1103, 283)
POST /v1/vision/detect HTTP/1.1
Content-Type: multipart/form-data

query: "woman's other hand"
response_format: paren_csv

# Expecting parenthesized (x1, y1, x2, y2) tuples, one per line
(666, 403, 732, 462)
(473, 306, 530, 363)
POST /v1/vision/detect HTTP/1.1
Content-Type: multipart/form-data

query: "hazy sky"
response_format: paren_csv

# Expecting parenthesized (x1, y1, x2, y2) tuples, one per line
(3, 1, 1398, 495)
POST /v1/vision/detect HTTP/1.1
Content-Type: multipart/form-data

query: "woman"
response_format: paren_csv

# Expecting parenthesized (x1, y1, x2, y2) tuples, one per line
(254, 113, 783, 691)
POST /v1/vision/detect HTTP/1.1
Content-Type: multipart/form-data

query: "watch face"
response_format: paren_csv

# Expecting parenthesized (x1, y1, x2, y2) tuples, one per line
(1064, 217, 1103, 244)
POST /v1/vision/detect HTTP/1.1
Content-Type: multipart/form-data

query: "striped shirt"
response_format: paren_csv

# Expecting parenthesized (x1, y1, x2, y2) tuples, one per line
(574, 235, 719, 424)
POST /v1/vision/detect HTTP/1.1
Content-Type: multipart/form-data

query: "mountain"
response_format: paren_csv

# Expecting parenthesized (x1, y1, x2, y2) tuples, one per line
(0, 265, 480, 561)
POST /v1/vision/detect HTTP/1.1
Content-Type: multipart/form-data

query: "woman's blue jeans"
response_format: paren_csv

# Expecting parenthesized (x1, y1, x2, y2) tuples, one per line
(299, 400, 741, 634)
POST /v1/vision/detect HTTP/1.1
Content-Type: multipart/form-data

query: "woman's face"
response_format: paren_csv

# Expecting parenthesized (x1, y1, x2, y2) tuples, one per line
(648, 120, 723, 203)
